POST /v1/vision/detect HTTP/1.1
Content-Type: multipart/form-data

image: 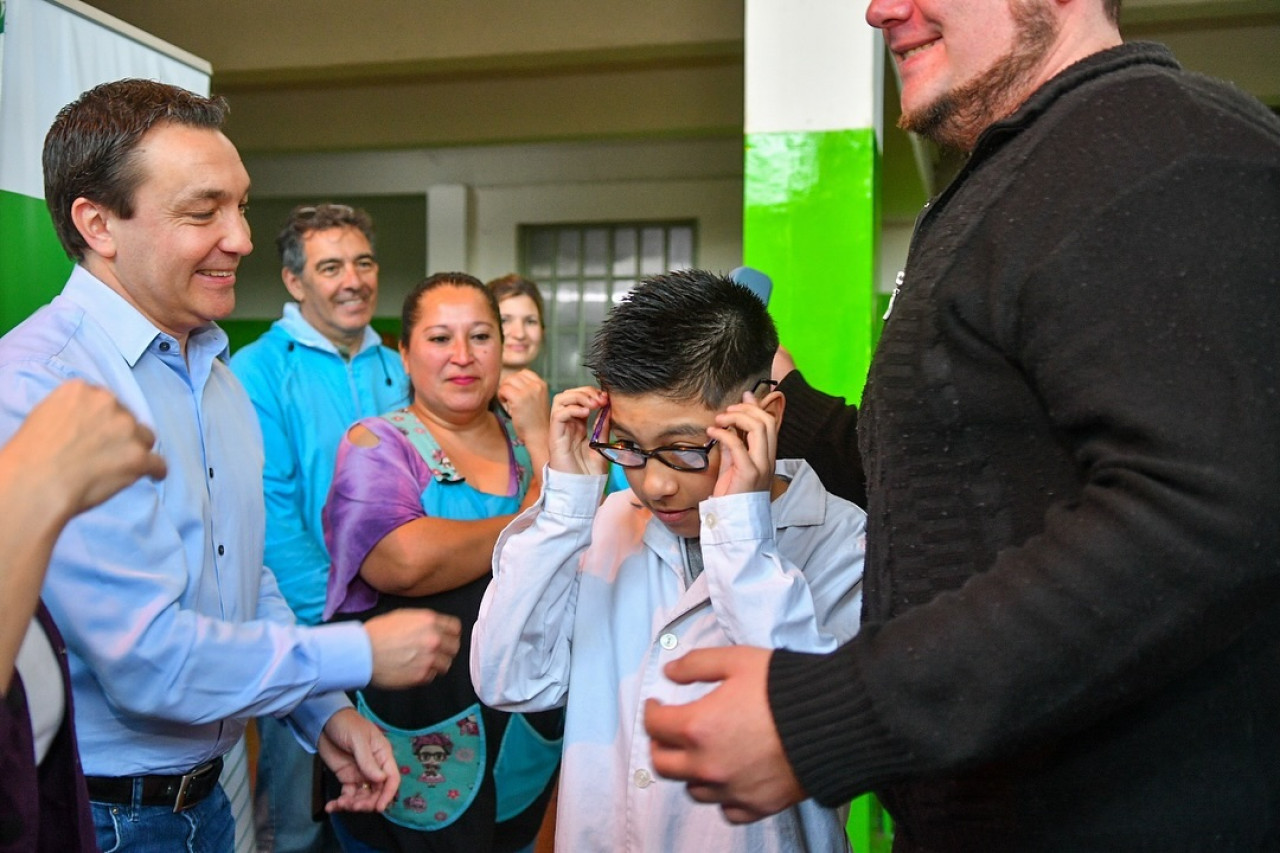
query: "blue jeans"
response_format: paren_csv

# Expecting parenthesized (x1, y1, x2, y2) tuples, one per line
(255, 716, 340, 852)
(92, 783, 233, 853)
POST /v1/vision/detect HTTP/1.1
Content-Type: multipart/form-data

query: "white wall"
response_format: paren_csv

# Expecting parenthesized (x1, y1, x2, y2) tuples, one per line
(235, 136, 746, 318)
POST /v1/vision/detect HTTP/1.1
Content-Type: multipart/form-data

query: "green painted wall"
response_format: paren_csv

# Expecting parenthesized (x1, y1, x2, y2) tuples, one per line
(0, 189, 74, 334)
(744, 125, 889, 851)
(743, 128, 878, 404)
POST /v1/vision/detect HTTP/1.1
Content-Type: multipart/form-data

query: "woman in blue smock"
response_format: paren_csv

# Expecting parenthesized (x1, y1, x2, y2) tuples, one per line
(323, 273, 561, 853)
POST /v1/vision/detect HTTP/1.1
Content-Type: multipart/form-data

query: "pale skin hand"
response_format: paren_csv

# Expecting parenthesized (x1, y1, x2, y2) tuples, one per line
(708, 390, 779, 498)
(548, 386, 611, 476)
(364, 608, 462, 689)
(497, 368, 551, 471)
(0, 380, 167, 692)
(645, 646, 807, 824)
(318, 707, 401, 813)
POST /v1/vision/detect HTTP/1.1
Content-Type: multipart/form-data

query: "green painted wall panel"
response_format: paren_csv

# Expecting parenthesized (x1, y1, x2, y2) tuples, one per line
(743, 125, 888, 851)
(743, 128, 878, 404)
(0, 189, 74, 334)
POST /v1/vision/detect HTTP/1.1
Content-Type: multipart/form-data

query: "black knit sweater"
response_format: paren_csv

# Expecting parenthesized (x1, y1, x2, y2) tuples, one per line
(769, 43, 1280, 850)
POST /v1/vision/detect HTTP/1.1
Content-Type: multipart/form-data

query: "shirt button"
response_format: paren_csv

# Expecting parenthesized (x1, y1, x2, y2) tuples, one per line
(159, 341, 170, 352)
(659, 633, 677, 650)
(217, 544, 225, 556)
(703, 513, 717, 529)
(633, 769, 652, 788)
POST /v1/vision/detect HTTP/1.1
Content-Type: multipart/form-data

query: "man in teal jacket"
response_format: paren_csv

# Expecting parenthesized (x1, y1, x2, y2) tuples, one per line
(231, 203, 408, 853)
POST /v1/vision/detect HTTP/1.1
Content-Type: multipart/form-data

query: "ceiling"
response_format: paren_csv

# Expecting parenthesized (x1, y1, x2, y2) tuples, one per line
(80, 0, 1280, 218)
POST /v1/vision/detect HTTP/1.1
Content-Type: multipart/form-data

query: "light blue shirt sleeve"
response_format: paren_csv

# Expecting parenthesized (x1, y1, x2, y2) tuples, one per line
(0, 269, 373, 775)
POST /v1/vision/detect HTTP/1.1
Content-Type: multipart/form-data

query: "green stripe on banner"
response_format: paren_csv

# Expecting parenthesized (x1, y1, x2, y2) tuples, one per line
(743, 128, 878, 405)
(0, 188, 73, 334)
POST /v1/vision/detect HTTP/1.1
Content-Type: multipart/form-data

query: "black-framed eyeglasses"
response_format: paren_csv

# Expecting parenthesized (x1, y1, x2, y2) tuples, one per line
(586, 379, 776, 472)
(749, 378, 778, 397)
(588, 405, 717, 472)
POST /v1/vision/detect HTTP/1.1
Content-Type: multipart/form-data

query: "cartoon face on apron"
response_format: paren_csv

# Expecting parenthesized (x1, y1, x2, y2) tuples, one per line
(357, 696, 487, 831)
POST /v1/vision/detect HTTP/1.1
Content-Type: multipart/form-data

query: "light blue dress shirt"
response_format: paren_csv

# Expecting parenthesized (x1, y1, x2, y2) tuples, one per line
(0, 266, 373, 777)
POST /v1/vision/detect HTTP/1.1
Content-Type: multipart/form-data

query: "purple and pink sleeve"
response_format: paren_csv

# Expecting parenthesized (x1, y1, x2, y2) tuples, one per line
(322, 417, 435, 619)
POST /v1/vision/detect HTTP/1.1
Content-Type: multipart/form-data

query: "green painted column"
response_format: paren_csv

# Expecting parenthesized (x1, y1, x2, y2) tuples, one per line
(744, 5, 892, 850)
(744, 0, 882, 404)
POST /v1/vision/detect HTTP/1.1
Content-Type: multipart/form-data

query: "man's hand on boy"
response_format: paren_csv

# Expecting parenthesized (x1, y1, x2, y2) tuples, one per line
(550, 386, 611, 476)
(709, 390, 778, 497)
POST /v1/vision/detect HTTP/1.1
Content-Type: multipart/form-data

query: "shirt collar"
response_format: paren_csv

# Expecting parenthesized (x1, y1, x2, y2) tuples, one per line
(62, 265, 230, 368)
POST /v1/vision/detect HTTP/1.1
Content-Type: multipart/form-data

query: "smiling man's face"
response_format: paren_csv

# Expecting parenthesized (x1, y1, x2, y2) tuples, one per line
(867, 0, 1061, 150)
(93, 122, 252, 342)
(285, 225, 379, 351)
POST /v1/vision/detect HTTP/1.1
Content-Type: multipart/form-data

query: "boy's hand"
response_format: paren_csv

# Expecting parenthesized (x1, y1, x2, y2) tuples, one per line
(550, 386, 611, 476)
(709, 390, 778, 497)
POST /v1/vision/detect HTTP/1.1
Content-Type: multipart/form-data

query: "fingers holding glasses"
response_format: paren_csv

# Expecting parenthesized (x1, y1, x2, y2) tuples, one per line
(550, 387, 610, 476)
(708, 391, 779, 497)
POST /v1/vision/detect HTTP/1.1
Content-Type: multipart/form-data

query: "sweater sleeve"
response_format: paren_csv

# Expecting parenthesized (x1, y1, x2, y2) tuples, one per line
(776, 371, 866, 508)
(767, 157, 1280, 806)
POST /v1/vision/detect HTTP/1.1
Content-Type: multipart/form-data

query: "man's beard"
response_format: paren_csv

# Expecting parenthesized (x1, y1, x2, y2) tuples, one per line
(900, 0, 1059, 151)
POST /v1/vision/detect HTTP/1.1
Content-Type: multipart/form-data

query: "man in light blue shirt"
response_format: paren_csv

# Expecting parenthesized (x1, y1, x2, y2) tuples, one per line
(231, 204, 408, 852)
(0, 79, 461, 853)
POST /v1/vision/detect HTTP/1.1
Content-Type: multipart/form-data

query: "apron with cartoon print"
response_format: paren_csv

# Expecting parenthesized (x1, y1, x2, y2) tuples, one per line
(344, 409, 563, 850)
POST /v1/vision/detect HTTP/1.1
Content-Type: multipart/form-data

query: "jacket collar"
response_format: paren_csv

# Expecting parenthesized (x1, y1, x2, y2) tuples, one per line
(277, 302, 382, 356)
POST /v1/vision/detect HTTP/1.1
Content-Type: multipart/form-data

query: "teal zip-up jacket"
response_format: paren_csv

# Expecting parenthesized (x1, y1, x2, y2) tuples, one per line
(231, 304, 408, 625)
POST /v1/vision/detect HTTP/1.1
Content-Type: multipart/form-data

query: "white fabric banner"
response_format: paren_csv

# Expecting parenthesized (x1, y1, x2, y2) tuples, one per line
(0, 0, 209, 199)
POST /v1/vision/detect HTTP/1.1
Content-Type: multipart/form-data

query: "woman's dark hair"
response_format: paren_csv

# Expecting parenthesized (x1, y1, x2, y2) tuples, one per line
(400, 272, 502, 349)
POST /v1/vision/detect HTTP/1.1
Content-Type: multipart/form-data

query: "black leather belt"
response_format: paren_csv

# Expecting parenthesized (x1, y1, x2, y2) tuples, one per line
(86, 756, 223, 813)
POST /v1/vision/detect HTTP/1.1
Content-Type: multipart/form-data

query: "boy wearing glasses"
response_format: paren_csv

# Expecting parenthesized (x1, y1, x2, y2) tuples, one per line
(471, 269, 864, 851)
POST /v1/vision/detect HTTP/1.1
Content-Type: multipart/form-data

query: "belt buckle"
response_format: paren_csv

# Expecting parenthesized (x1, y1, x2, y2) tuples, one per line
(172, 761, 214, 813)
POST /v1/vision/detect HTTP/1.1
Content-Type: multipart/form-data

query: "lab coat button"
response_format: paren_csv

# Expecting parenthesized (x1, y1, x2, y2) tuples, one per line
(634, 769, 652, 788)
(659, 633, 678, 650)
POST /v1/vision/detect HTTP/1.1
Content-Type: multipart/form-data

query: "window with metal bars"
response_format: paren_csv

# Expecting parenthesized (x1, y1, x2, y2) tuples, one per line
(519, 221, 696, 391)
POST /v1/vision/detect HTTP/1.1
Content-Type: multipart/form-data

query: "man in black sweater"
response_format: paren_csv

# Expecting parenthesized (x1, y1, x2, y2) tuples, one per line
(645, 0, 1280, 849)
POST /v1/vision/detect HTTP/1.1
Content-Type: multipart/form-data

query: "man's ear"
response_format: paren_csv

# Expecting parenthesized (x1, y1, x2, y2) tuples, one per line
(70, 197, 117, 259)
(282, 268, 307, 302)
(761, 388, 786, 431)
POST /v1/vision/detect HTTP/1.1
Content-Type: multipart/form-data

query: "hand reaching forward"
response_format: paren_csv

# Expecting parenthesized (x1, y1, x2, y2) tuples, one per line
(319, 707, 400, 813)
(549, 386, 610, 477)
(645, 646, 807, 824)
(709, 389, 780, 498)
(364, 608, 462, 689)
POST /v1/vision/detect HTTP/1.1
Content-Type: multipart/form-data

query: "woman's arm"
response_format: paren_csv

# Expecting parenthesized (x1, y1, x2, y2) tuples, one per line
(326, 418, 542, 600)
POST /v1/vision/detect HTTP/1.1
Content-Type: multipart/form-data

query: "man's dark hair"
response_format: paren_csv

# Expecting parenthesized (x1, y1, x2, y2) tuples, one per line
(1104, 0, 1121, 25)
(277, 203, 377, 276)
(584, 269, 779, 409)
(400, 272, 502, 349)
(42, 78, 228, 261)
(486, 274, 546, 327)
